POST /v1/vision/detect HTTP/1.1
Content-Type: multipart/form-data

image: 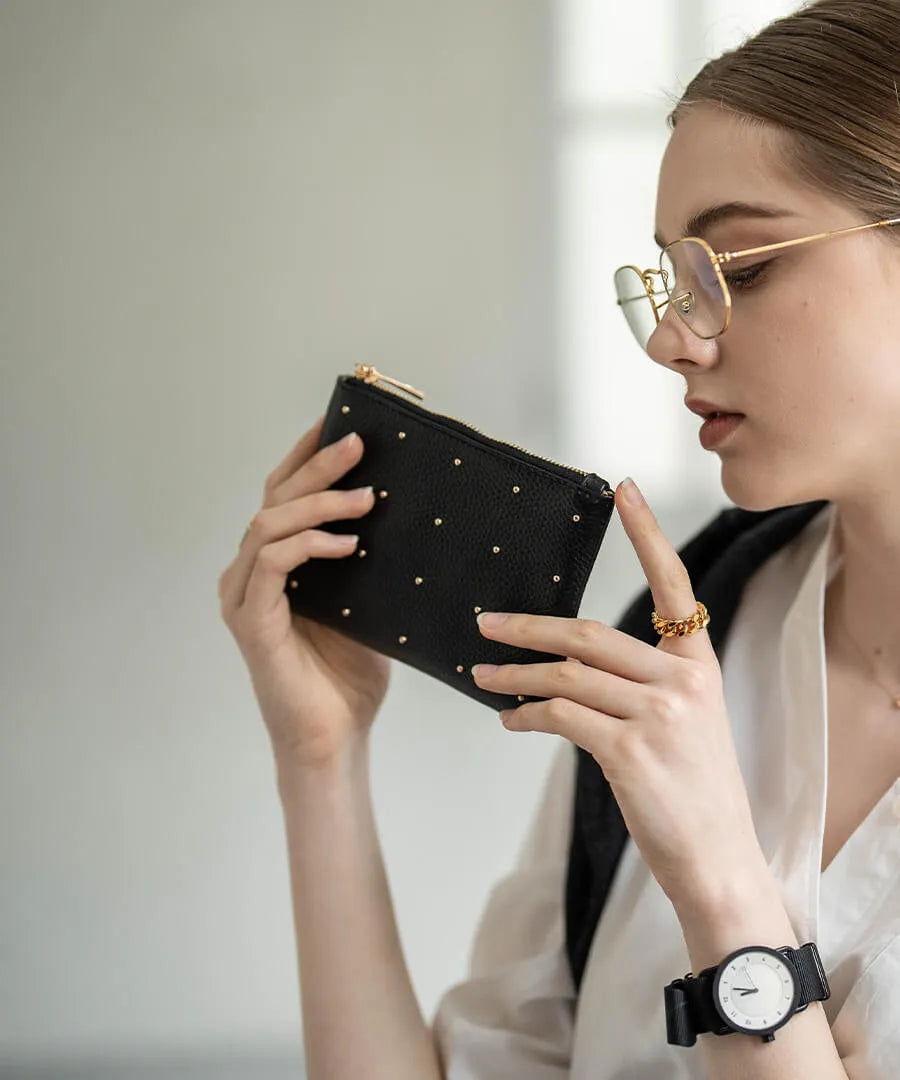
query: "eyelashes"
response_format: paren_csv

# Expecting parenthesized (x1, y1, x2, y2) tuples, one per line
(722, 260, 772, 290)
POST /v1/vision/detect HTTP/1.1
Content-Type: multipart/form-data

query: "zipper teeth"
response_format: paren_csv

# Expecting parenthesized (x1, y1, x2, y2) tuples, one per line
(353, 366, 590, 477)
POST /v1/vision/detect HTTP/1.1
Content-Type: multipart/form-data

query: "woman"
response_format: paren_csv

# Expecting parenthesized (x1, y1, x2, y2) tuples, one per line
(217, 1, 900, 1077)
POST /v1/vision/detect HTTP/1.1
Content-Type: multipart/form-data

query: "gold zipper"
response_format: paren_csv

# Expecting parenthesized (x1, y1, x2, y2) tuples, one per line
(354, 364, 426, 400)
(352, 363, 606, 485)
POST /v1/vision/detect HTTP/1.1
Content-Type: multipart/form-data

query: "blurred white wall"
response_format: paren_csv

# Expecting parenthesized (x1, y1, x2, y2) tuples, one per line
(0, 3, 562, 1076)
(0, 1, 795, 1077)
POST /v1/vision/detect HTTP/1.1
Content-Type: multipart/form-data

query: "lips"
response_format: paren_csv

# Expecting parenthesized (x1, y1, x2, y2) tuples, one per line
(685, 397, 745, 419)
(699, 412, 744, 450)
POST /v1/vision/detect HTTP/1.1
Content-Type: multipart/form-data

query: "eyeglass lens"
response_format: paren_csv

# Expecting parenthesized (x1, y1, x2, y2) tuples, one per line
(613, 266, 661, 350)
(614, 239, 728, 351)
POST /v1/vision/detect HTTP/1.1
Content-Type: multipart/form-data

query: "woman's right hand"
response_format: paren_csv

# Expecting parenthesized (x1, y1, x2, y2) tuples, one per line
(217, 414, 390, 770)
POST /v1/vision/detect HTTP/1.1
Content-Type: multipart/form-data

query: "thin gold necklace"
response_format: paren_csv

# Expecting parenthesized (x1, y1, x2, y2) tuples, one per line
(837, 606, 900, 710)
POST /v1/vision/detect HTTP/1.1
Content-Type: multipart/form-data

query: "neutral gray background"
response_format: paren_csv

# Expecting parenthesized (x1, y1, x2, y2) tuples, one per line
(0, 2, 728, 1076)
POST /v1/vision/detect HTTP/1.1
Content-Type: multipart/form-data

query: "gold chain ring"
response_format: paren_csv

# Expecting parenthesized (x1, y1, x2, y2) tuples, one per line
(651, 600, 710, 638)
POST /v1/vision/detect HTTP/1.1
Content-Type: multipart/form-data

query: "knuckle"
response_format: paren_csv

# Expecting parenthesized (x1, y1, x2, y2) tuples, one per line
(217, 567, 239, 607)
(646, 687, 682, 725)
(546, 697, 571, 726)
(246, 510, 266, 538)
(257, 543, 283, 572)
(573, 619, 604, 648)
(551, 662, 580, 687)
(615, 730, 649, 769)
(676, 661, 708, 698)
(217, 590, 236, 626)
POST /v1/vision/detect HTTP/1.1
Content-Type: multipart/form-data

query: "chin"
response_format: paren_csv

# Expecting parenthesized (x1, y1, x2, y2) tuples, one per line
(718, 464, 815, 514)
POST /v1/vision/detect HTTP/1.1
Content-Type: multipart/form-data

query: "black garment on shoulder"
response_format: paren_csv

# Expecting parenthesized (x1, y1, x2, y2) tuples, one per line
(564, 499, 830, 993)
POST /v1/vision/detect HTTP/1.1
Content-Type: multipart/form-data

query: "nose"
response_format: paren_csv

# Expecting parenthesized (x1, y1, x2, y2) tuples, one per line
(646, 302, 720, 373)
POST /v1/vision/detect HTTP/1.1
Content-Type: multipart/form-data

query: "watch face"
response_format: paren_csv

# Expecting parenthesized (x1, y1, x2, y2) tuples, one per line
(712, 946, 799, 1036)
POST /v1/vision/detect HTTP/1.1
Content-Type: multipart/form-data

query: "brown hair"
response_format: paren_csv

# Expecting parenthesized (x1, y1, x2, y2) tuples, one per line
(669, 0, 900, 229)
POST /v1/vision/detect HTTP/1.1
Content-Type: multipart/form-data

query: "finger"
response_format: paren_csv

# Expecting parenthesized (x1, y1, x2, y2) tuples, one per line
(222, 423, 366, 609)
(279, 427, 368, 507)
(220, 485, 374, 609)
(241, 528, 360, 620)
(472, 659, 638, 718)
(477, 611, 671, 683)
(614, 478, 711, 660)
(500, 696, 619, 761)
(265, 412, 326, 493)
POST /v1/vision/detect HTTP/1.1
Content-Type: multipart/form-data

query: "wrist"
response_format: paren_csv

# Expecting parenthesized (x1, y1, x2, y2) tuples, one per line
(273, 731, 371, 798)
(671, 842, 771, 924)
(673, 858, 798, 973)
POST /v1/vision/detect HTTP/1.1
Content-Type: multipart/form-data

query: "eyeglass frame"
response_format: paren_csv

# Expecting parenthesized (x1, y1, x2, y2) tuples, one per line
(615, 215, 900, 344)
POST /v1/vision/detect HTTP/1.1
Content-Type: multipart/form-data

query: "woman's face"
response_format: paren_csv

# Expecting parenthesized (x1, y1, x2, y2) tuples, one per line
(649, 102, 900, 511)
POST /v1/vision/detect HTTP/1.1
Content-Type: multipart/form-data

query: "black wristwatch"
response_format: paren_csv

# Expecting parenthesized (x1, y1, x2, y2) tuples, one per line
(664, 942, 831, 1045)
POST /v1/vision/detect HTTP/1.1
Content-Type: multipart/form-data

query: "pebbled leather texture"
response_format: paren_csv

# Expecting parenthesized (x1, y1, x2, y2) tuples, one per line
(285, 374, 617, 710)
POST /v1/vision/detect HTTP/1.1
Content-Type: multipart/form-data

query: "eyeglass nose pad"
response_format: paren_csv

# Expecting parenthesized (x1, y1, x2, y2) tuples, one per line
(676, 291, 694, 315)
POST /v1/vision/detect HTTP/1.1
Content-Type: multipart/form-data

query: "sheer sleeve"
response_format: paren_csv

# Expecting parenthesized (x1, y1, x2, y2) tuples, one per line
(431, 738, 578, 1080)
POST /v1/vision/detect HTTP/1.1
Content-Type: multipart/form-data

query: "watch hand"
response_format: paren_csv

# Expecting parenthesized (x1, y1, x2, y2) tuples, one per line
(741, 964, 758, 990)
(734, 988, 759, 996)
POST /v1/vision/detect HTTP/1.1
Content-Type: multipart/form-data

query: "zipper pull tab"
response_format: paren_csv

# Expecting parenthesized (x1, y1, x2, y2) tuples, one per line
(353, 364, 425, 401)
(576, 474, 616, 504)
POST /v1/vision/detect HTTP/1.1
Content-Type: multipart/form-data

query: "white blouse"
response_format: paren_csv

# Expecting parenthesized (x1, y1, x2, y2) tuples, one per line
(432, 501, 900, 1079)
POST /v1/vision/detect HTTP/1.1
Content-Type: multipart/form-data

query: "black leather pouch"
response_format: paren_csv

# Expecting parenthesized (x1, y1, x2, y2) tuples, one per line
(285, 365, 618, 710)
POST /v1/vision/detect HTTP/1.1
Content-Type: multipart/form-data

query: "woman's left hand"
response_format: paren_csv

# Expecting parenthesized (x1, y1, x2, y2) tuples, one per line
(472, 477, 766, 912)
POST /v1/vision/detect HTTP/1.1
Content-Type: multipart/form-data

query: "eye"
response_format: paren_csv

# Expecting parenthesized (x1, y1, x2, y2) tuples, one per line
(722, 261, 771, 290)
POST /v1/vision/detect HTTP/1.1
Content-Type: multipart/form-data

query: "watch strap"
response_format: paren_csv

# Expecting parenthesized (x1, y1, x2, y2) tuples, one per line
(787, 942, 831, 1009)
(665, 942, 830, 1047)
(665, 970, 730, 1046)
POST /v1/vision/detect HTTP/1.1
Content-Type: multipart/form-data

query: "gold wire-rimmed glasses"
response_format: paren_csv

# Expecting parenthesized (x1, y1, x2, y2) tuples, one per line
(614, 216, 900, 351)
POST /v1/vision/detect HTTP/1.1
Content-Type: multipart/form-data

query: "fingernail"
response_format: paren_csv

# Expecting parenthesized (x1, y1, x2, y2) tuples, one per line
(478, 612, 508, 627)
(620, 477, 643, 506)
(472, 663, 498, 677)
(342, 431, 358, 446)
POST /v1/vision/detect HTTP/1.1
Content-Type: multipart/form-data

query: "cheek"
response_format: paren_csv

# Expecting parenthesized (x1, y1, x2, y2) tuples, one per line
(716, 261, 900, 506)
(733, 292, 830, 429)
(733, 280, 900, 453)
(798, 273, 900, 417)
(761, 279, 861, 402)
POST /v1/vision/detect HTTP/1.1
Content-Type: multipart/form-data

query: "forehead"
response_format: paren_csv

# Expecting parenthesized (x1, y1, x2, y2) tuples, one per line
(654, 104, 823, 242)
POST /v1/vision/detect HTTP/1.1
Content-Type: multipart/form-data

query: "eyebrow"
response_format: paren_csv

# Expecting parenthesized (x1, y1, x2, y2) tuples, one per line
(654, 202, 799, 249)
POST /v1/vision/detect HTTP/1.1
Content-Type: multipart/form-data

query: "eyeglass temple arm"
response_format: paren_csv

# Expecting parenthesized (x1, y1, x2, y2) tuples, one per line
(716, 216, 900, 264)
(617, 292, 669, 306)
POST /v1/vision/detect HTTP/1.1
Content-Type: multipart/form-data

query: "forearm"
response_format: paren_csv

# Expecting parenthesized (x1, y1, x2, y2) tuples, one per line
(673, 859, 847, 1080)
(274, 737, 442, 1080)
